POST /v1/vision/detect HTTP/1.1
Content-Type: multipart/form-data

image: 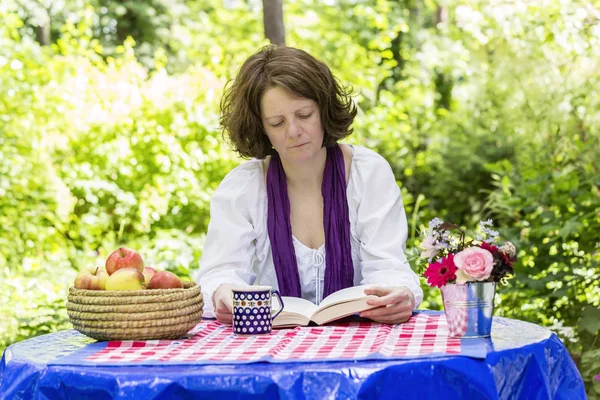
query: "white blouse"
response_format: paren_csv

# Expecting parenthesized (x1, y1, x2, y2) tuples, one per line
(195, 145, 423, 318)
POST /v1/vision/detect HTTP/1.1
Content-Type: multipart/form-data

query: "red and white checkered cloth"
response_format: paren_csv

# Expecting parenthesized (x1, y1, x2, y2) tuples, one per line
(442, 285, 469, 337)
(85, 313, 462, 364)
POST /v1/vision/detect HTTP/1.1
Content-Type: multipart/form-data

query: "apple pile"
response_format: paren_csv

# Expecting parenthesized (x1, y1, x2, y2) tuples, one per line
(74, 247, 184, 291)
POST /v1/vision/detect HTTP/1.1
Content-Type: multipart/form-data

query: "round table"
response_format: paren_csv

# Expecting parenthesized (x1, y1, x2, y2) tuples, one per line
(0, 315, 585, 399)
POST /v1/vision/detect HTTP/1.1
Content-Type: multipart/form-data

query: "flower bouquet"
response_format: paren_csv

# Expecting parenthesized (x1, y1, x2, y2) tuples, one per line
(421, 218, 517, 338)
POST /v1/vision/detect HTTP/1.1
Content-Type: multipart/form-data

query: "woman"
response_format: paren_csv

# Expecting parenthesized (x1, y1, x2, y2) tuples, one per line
(196, 45, 423, 324)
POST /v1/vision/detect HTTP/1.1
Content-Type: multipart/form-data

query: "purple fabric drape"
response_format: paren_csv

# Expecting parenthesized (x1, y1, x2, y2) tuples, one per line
(267, 144, 354, 298)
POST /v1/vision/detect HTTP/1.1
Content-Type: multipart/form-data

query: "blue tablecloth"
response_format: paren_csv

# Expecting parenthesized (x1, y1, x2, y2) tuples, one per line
(0, 314, 585, 399)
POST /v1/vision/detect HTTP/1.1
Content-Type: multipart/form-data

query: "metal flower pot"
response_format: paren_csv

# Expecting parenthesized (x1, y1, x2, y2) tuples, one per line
(440, 281, 496, 338)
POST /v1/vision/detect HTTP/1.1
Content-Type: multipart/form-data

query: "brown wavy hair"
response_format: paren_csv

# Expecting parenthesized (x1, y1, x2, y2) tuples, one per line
(220, 45, 357, 159)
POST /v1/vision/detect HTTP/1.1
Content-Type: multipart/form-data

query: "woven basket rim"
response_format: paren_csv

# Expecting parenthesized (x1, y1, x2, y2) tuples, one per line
(69, 280, 197, 297)
(68, 290, 201, 306)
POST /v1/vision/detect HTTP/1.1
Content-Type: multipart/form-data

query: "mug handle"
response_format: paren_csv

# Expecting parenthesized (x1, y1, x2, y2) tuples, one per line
(271, 289, 284, 320)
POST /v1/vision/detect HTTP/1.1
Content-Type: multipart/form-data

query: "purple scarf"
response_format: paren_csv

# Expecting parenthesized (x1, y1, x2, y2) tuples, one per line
(266, 144, 354, 298)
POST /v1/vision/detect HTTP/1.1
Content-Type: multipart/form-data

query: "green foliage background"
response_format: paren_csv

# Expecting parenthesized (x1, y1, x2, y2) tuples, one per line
(1, 0, 599, 396)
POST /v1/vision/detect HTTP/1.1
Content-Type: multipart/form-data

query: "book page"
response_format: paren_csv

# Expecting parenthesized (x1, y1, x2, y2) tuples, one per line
(311, 297, 375, 326)
(272, 296, 318, 327)
(316, 285, 375, 311)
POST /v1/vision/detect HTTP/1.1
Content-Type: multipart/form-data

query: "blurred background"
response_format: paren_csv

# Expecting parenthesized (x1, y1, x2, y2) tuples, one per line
(0, 0, 599, 395)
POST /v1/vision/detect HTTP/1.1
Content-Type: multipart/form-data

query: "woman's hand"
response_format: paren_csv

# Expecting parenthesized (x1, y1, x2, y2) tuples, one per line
(213, 283, 235, 324)
(359, 286, 415, 324)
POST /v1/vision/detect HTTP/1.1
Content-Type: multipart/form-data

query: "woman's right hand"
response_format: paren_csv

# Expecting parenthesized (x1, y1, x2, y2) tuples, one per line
(213, 283, 235, 324)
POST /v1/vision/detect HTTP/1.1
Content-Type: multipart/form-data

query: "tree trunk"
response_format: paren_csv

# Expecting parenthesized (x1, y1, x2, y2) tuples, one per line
(262, 0, 285, 46)
(435, 5, 448, 27)
(36, 23, 51, 46)
(434, 5, 452, 110)
(35, 11, 51, 46)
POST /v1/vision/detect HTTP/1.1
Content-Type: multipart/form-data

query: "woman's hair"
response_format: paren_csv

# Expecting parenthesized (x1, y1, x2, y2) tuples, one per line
(220, 45, 357, 159)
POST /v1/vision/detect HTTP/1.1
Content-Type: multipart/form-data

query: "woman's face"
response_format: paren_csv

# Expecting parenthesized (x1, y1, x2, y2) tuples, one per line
(260, 86, 324, 163)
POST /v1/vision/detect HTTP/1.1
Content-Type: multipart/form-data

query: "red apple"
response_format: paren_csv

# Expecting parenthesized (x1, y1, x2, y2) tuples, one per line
(105, 268, 145, 291)
(148, 271, 183, 289)
(142, 266, 157, 285)
(105, 247, 144, 275)
(74, 266, 109, 290)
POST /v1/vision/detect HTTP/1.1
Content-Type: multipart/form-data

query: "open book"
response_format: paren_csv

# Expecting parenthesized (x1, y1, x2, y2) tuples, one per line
(272, 285, 377, 327)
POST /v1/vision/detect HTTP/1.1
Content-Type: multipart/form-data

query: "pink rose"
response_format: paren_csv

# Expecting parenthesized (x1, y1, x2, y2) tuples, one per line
(453, 247, 494, 283)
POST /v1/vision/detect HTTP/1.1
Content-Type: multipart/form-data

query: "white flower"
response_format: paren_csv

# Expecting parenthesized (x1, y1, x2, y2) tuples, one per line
(420, 234, 439, 259)
(499, 242, 517, 258)
(429, 218, 443, 229)
(455, 268, 475, 284)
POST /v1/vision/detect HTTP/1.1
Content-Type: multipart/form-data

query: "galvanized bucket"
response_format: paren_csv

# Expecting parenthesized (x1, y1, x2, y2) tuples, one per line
(440, 282, 496, 338)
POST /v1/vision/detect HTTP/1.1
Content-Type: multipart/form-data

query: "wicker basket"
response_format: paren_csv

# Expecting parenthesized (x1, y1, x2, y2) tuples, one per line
(67, 281, 203, 341)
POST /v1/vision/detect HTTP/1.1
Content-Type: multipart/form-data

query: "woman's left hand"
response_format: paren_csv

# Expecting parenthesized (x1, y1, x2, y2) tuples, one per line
(359, 286, 415, 324)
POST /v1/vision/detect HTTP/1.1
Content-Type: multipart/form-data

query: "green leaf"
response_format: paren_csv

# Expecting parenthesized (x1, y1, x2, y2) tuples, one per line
(578, 306, 600, 335)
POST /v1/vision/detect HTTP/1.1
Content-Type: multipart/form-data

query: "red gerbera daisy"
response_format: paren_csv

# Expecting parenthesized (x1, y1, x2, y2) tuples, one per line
(423, 254, 458, 288)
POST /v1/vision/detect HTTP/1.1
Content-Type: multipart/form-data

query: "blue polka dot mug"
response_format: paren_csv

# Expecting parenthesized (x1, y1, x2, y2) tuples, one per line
(232, 286, 284, 335)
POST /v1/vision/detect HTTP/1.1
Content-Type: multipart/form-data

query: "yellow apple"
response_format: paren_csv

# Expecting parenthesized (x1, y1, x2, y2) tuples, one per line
(105, 268, 145, 291)
(96, 268, 109, 288)
(74, 266, 109, 290)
